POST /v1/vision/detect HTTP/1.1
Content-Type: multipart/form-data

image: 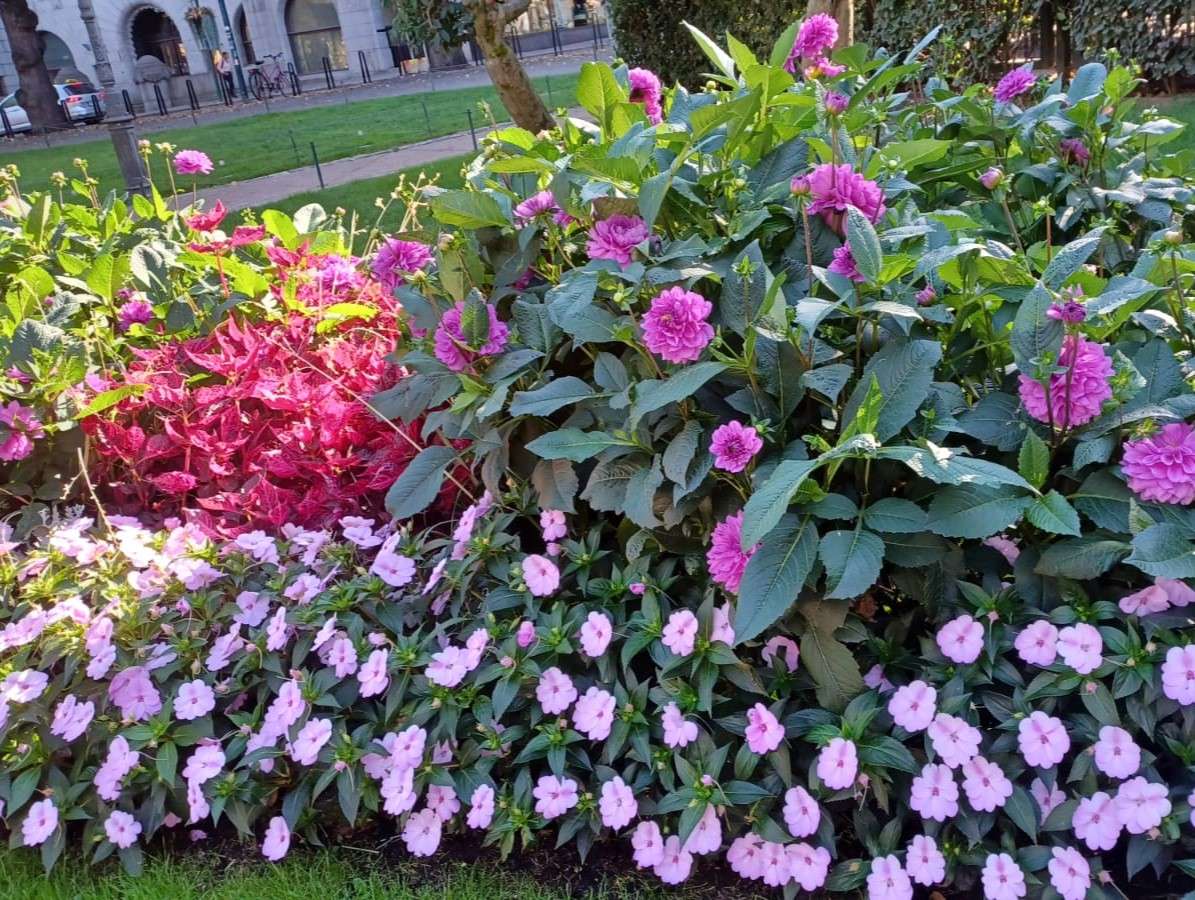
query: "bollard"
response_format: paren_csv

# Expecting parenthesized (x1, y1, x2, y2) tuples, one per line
(592, 20, 601, 59)
(321, 57, 335, 91)
(358, 50, 372, 84)
(466, 109, 477, 150)
(288, 63, 302, 95)
(152, 83, 168, 116)
(185, 79, 200, 111)
(0, 104, 13, 138)
(421, 99, 432, 139)
(310, 142, 325, 189)
(122, 89, 137, 117)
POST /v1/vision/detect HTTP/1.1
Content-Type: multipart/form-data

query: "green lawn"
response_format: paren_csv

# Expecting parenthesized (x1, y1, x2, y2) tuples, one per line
(0, 846, 747, 900)
(1, 74, 577, 194)
(1154, 94, 1195, 154)
(261, 153, 471, 234)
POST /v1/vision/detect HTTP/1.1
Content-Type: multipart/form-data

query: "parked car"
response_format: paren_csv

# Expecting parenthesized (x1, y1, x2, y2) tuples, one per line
(0, 81, 106, 134)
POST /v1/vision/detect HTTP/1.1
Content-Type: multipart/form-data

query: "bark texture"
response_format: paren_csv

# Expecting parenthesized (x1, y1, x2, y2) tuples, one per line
(0, 0, 68, 130)
(465, 0, 554, 133)
(806, 0, 854, 48)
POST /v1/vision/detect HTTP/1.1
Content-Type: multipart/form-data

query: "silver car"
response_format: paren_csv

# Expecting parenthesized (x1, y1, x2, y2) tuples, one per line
(0, 81, 107, 134)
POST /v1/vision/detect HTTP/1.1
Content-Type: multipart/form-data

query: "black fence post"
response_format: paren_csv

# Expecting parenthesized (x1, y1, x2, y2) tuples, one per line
(592, 19, 600, 60)
(0, 104, 13, 138)
(122, 89, 137, 117)
(59, 98, 72, 125)
(185, 79, 200, 111)
(421, 99, 432, 139)
(321, 57, 335, 90)
(91, 93, 101, 121)
(546, 74, 554, 107)
(358, 50, 372, 84)
(288, 130, 301, 166)
(287, 63, 302, 95)
(152, 83, 168, 116)
(466, 109, 477, 150)
(309, 141, 325, 189)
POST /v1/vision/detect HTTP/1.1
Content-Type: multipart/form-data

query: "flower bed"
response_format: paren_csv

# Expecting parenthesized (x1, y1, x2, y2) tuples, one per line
(3, 15, 1195, 900)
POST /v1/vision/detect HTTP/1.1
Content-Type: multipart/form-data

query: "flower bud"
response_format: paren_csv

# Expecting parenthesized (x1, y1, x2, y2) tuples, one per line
(980, 167, 1004, 190)
(1164, 229, 1183, 246)
(789, 175, 811, 197)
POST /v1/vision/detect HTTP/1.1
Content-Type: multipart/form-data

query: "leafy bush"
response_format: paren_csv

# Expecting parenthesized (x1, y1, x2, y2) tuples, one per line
(608, 0, 806, 88)
(4, 19, 1195, 900)
(1070, 0, 1195, 88)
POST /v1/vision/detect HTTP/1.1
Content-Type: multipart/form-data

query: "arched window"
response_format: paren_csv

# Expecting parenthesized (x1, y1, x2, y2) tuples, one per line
(285, 0, 346, 74)
(131, 8, 189, 75)
(236, 9, 256, 65)
(38, 31, 75, 80)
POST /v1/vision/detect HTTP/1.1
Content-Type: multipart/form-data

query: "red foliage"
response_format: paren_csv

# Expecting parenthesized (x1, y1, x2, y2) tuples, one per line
(85, 245, 456, 536)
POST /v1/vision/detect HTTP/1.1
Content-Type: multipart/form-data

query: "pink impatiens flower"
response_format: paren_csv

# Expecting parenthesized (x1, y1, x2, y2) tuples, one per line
(641, 286, 715, 364)
(50, 694, 95, 742)
(806, 163, 887, 235)
(981, 852, 1026, 900)
(906, 834, 946, 886)
(1048, 846, 1091, 900)
(536, 667, 577, 715)
(1031, 777, 1066, 819)
(1056, 623, 1102, 674)
(1161, 644, 1195, 705)
(358, 648, 390, 697)
(433, 301, 510, 372)
(0, 401, 44, 461)
(1018, 711, 1070, 768)
(867, 855, 914, 900)
(1116, 776, 1171, 834)
(22, 798, 58, 846)
(661, 609, 699, 656)
(910, 763, 959, 822)
(927, 713, 982, 768)
(105, 810, 142, 849)
(661, 702, 698, 748)
(1093, 725, 1140, 780)
(599, 776, 637, 830)
(175, 679, 216, 721)
(261, 816, 290, 861)
(787, 842, 831, 891)
(108, 665, 162, 722)
(706, 511, 757, 594)
(573, 686, 616, 741)
(888, 680, 937, 732)
(961, 756, 1013, 812)
(1017, 334, 1113, 428)
(1121, 423, 1195, 505)
(627, 68, 664, 124)
(632, 820, 665, 868)
(533, 774, 578, 820)
(994, 66, 1037, 104)
(402, 808, 442, 857)
(467, 784, 495, 829)
(726, 833, 765, 880)
(290, 718, 332, 766)
(936, 614, 985, 664)
(782, 785, 820, 837)
(522, 554, 560, 597)
(1073, 791, 1121, 850)
(709, 421, 763, 473)
(654, 835, 693, 885)
(762, 635, 799, 670)
(578, 611, 613, 657)
(816, 736, 857, 789)
(682, 804, 721, 855)
(426, 784, 460, 821)
(587, 215, 650, 268)
(1015, 619, 1059, 667)
(745, 703, 784, 755)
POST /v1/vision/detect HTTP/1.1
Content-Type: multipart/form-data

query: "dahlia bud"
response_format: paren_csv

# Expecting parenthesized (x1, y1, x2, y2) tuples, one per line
(980, 167, 1004, 190)
(1164, 229, 1183, 246)
(915, 285, 936, 306)
(790, 175, 812, 197)
(824, 91, 849, 116)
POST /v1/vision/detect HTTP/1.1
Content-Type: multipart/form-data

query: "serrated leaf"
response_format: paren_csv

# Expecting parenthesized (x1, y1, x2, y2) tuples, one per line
(629, 362, 727, 424)
(862, 498, 927, 533)
(740, 458, 819, 548)
(841, 340, 942, 442)
(531, 459, 578, 513)
(525, 428, 630, 463)
(509, 377, 596, 417)
(819, 529, 884, 599)
(845, 206, 882, 283)
(927, 485, 1032, 538)
(733, 514, 819, 644)
(1125, 524, 1195, 578)
(800, 629, 864, 713)
(1011, 284, 1063, 374)
(1034, 538, 1129, 578)
(1025, 490, 1081, 536)
(384, 446, 455, 519)
(1005, 785, 1039, 841)
(1018, 431, 1050, 489)
(430, 191, 508, 229)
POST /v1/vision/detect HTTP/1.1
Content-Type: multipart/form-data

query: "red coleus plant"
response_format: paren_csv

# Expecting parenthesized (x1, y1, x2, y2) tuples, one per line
(84, 244, 459, 536)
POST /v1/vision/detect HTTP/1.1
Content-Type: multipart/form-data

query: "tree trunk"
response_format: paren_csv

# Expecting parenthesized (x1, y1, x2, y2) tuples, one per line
(0, 0, 68, 131)
(806, 0, 854, 49)
(465, 0, 554, 133)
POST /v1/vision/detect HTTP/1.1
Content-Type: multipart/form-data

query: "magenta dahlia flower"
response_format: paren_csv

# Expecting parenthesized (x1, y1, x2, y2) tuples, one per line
(1060, 138, 1091, 165)
(1121, 423, 1195, 506)
(433, 301, 510, 372)
(994, 67, 1036, 104)
(710, 421, 763, 473)
(784, 14, 839, 74)
(828, 244, 864, 282)
(587, 215, 650, 268)
(641, 286, 714, 364)
(117, 298, 154, 332)
(806, 163, 886, 235)
(707, 511, 758, 594)
(0, 400, 44, 462)
(628, 68, 663, 124)
(372, 238, 432, 293)
(1017, 334, 1113, 428)
(173, 149, 213, 176)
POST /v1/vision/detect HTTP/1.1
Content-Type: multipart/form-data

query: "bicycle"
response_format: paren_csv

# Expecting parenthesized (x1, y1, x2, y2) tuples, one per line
(248, 53, 293, 101)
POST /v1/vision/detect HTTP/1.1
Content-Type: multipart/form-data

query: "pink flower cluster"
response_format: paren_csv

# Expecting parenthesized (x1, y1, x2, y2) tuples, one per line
(433, 300, 511, 372)
(1017, 334, 1113, 428)
(1121, 422, 1195, 505)
(627, 68, 664, 124)
(641, 286, 715, 363)
(804, 163, 887, 235)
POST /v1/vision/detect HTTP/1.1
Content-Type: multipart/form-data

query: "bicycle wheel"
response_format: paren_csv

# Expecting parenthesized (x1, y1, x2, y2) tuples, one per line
(276, 72, 293, 97)
(249, 70, 266, 102)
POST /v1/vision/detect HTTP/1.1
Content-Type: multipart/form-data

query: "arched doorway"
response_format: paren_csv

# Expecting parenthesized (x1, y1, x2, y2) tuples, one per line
(131, 7, 189, 75)
(235, 8, 256, 65)
(38, 31, 75, 80)
(284, 0, 346, 74)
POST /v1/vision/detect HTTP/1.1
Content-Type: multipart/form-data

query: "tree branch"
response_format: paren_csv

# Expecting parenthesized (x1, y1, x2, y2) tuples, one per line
(496, 0, 533, 27)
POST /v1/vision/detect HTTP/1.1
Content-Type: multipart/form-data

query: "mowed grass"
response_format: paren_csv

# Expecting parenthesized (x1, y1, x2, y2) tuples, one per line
(1153, 93, 1195, 154)
(0, 74, 577, 194)
(261, 154, 471, 234)
(0, 846, 731, 900)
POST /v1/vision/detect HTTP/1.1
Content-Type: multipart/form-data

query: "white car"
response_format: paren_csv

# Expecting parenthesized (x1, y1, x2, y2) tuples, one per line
(0, 81, 107, 134)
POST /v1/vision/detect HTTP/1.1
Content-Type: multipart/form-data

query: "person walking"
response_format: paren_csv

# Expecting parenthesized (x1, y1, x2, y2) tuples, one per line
(216, 51, 234, 96)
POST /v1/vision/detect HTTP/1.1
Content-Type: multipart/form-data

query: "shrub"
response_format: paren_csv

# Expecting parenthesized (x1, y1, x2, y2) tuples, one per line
(608, 0, 806, 88)
(4, 19, 1195, 900)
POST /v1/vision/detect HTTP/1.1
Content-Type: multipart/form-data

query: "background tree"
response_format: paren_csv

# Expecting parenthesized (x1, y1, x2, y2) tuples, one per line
(807, 0, 853, 47)
(0, 0, 67, 130)
(389, 0, 553, 132)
